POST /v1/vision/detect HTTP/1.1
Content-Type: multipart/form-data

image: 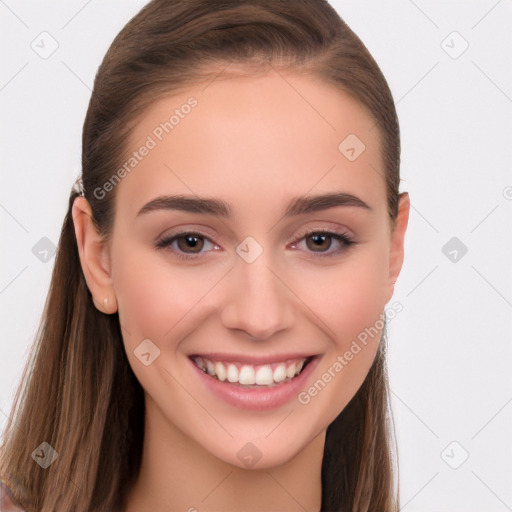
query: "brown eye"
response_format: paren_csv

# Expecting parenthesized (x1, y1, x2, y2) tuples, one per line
(290, 229, 355, 259)
(155, 231, 217, 260)
(176, 235, 205, 253)
(305, 233, 333, 252)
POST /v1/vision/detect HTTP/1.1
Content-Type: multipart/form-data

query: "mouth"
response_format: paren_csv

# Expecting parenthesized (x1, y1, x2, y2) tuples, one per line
(190, 355, 314, 388)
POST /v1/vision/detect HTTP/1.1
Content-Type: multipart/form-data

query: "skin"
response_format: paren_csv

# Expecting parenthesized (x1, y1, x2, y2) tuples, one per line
(72, 68, 409, 512)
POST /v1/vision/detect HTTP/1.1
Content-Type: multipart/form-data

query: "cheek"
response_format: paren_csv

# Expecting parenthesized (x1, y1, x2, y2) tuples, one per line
(290, 243, 389, 420)
(293, 241, 390, 344)
(112, 245, 227, 351)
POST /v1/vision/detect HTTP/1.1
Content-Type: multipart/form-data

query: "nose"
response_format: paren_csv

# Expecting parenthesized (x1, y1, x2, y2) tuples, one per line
(220, 251, 295, 341)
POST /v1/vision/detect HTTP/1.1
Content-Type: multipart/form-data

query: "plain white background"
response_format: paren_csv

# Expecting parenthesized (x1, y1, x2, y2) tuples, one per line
(1, 1, 511, 510)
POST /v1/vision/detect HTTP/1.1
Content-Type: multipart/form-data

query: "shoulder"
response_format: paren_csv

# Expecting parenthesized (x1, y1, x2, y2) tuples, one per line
(0, 477, 29, 512)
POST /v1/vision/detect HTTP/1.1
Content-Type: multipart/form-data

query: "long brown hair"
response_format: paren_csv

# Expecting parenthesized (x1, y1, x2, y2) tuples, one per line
(0, 1, 401, 510)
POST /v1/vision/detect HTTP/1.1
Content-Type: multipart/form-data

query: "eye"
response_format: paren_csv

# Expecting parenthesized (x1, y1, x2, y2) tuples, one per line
(155, 228, 356, 261)
(289, 229, 355, 259)
(155, 231, 219, 260)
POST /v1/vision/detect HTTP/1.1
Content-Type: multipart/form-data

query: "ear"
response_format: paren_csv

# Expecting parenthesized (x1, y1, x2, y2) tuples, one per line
(385, 192, 410, 303)
(72, 196, 118, 314)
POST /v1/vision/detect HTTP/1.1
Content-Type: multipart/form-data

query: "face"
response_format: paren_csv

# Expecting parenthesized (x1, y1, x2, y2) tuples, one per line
(76, 68, 408, 470)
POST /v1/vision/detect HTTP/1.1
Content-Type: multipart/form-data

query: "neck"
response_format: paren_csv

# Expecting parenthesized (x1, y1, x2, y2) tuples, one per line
(125, 395, 324, 512)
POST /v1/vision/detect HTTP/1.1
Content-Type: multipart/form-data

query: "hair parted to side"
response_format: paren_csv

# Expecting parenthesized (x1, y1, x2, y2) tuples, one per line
(0, 1, 401, 510)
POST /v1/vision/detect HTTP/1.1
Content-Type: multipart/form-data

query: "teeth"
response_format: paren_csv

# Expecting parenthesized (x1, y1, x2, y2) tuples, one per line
(214, 361, 227, 381)
(206, 359, 215, 376)
(255, 365, 273, 385)
(239, 365, 256, 385)
(273, 364, 287, 383)
(227, 364, 238, 383)
(193, 356, 308, 387)
(286, 363, 297, 379)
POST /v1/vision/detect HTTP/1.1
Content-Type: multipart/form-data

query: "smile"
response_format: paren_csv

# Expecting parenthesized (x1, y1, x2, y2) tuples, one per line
(190, 355, 311, 387)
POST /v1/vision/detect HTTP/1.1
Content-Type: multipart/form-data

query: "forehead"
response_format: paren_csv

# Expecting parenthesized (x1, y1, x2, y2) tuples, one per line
(115, 70, 385, 218)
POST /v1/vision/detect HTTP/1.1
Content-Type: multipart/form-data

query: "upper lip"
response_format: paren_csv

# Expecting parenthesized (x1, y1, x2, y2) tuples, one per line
(188, 352, 317, 365)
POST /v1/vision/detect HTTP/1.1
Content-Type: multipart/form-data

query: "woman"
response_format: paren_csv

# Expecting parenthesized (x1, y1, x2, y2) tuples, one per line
(0, 0, 409, 510)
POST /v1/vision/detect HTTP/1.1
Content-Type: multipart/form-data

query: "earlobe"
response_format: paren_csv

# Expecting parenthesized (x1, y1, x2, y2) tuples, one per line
(385, 192, 410, 303)
(72, 196, 118, 314)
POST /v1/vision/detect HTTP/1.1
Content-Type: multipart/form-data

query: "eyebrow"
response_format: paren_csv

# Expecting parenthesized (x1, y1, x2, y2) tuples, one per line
(136, 192, 372, 218)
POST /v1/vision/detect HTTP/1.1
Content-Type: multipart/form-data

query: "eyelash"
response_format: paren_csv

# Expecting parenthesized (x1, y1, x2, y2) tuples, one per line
(155, 228, 355, 261)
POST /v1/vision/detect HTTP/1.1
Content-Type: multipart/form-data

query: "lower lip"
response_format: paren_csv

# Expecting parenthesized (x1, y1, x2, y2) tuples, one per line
(189, 356, 321, 410)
